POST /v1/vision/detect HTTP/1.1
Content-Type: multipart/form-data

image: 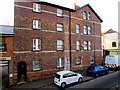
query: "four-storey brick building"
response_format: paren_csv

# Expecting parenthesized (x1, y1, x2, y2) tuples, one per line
(13, 0, 102, 85)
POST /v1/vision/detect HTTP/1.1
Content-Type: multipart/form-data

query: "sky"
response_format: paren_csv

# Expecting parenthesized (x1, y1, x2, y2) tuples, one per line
(0, 0, 119, 32)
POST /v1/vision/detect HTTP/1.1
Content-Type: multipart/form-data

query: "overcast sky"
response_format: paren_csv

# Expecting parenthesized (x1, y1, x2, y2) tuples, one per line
(0, 0, 119, 32)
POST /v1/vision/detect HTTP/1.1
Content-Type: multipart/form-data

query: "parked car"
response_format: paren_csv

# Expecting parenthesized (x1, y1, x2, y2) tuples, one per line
(54, 70, 83, 88)
(86, 65, 109, 77)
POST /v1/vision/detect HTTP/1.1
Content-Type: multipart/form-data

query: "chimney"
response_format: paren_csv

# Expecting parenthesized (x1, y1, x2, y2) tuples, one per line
(74, 3, 80, 10)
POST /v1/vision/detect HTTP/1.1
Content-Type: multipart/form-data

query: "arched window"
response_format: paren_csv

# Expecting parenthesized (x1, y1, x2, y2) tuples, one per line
(83, 11, 87, 20)
(88, 12, 91, 20)
(112, 42, 116, 47)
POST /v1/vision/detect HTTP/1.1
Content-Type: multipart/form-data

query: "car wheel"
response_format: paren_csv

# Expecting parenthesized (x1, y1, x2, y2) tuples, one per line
(78, 77, 83, 83)
(61, 82, 66, 88)
(95, 73, 99, 77)
(117, 67, 120, 71)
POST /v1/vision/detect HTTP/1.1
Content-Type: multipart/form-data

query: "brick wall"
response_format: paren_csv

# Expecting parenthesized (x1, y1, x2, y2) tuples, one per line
(13, 1, 102, 84)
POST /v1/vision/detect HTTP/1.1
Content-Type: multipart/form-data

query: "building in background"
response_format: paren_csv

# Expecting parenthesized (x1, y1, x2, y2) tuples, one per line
(0, 25, 14, 88)
(12, 0, 102, 85)
(102, 29, 120, 57)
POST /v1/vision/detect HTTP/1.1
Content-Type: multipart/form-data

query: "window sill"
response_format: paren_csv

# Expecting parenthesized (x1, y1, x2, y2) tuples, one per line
(33, 10, 42, 13)
(56, 15, 64, 18)
(57, 50, 64, 52)
(33, 69, 41, 71)
(0, 52, 7, 53)
(33, 50, 41, 52)
(33, 28, 41, 30)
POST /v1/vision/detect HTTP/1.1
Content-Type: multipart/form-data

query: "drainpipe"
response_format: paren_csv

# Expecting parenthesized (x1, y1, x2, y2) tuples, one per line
(69, 11, 72, 70)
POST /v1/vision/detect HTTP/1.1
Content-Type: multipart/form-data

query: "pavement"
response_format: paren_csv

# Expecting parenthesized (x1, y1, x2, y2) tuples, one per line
(2, 70, 112, 90)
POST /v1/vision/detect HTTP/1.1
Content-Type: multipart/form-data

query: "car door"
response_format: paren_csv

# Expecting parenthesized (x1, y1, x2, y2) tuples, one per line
(63, 73, 75, 84)
(99, 66, 105, 75)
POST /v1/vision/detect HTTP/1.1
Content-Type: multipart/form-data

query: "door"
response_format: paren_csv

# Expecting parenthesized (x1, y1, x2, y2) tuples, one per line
(17, 61, 27, 83)
(0, 60, 9, 89)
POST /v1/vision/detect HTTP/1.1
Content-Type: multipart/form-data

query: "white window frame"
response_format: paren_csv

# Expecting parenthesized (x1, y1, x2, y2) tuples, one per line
(57, 58, 64, 68)
(76, 24, 80, 33)
(76, 41, 80, 50)
(88, 26, 91, 35)
(33, 60, 41, 71)
(33, 20, 41, 29)
(83, 11, 87, 20)
(57, 9, 63, 17)
(84, 41, 88, 50)
(88, 13, 91, 20)
(33, 39, 41, 51)
(84, 26, 87, 35)
(76, 57, 81, 65)
(88, 41, 92, 50)
(33, 3, 41, 12)
(57, 24, 63, 31)
(57, 40, 64, 51)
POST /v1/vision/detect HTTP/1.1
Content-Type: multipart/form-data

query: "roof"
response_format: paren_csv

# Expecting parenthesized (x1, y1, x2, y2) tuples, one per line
(104, 29, 118, 34)
(24, 0, 75, 11)
(57, 70, 74, 75)
(0, 25, 14, 35)
(76, 4, 103, 22)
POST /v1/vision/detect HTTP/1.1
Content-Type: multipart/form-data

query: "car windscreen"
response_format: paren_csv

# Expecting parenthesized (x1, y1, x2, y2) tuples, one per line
(88, 66, 95, 70)
(55, 74, 60, 79)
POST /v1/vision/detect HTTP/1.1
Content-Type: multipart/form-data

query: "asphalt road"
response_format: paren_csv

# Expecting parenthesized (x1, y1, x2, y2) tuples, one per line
(38, 71, 120, 90)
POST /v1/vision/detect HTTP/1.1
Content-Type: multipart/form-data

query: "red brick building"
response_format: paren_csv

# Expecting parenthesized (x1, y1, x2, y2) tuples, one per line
(13, 1, 102, 85)
(0, 25, 14, 88)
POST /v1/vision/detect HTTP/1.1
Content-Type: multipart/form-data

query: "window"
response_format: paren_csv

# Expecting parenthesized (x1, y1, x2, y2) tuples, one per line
(88, 13, 91, 20)
(76, 24, 80, 33)
(88, 41, 92, 50)
(33, 39, 41, 51)
(0, 38, 6, 52)
(88, 26, 91, 34)
(76, 41, 80, 50)
(57, 24, 63, 31)
(57, 40, 64, 51)
(33, 60, 41, 70)
(112, 42, 117, 47)
(33, 20, 41, 29)
(57, 58, 64, 68)
(84, 41, 88, 50)
(83, 26, 87, 34)
(90, 56, 94, 64)
(83, 11, 87, 20)
(33, 3, 41, 12)
(57, 9, 63, 17)
(76, 57, 81, 65)
(84, 41, 92, 50)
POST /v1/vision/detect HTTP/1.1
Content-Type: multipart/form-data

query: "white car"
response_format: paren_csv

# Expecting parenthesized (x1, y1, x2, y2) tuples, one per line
(54, 70, 83, 88)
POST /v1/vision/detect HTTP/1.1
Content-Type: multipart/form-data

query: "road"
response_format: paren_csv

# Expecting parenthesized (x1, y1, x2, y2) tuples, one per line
(36, 71, 120, 90)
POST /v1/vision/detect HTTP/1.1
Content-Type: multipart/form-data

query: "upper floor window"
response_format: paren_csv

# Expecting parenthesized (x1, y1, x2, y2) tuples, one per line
(88, 13, 91, 20)
(57, 58, 64, 68)
(33, 20, 41, 29)
(76, 41, 80, 50)
(57, 9, 63, 17)
(57, 24, 63, 32)
(83, 26, 87, 34)
(33, 60, 41, 71)
(76, 24, 80, 33)
(33, 3, 41, 12)
(84, 41, 92, 50)
(0, 37, 6, 52)
(88, 26, 91, 34)
(112, 42, 117, 47)
(57, 40, 64, 51)
(83, 11, 87, 20)
(33, 39, 41, 51)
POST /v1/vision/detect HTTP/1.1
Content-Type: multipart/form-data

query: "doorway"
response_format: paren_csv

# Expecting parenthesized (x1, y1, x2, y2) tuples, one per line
(0, 60, 9, 89)
(17, 61, 27, 84)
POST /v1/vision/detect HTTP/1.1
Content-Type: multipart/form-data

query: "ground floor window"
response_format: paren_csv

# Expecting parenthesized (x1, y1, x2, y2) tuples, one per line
(57, 58, 64, 68)
(76, 57, 81, 65)
(33, 60, 41, 70)
(90, 56, 94, 64)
